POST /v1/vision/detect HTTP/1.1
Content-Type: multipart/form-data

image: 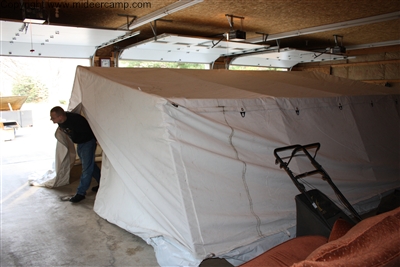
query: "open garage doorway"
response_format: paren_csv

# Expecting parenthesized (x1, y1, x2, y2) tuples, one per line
(1, 56, 90, 179)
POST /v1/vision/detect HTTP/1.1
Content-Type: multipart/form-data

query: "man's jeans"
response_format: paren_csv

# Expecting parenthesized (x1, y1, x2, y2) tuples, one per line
(76, 138, 101, 196)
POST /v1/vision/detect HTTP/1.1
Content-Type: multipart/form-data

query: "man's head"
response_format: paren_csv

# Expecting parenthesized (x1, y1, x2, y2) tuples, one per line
(50, 106, 67, 124)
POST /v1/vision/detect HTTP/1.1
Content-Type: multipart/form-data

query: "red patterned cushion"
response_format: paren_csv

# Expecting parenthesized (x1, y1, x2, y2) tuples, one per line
(328, 218, 354, 242)
(291, 206, 400, 267)
(239, 235, 328, 267)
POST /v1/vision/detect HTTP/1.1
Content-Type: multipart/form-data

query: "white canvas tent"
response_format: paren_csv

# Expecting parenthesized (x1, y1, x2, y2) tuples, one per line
(45, 67, 399, 266)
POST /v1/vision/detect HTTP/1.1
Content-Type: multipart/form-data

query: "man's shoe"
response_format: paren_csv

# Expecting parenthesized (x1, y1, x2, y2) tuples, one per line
(92, 185, 99, 192)
(69, 194, 85, 203)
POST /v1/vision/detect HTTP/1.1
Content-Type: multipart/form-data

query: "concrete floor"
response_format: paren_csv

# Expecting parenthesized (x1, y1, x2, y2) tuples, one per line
(1, 105, 233, 267)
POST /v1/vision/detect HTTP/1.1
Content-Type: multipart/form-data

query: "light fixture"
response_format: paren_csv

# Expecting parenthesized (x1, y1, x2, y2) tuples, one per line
(247, 11, 400, 43)
(121, 0, 203, 30)
(23, 18, 45, 24)
(22, 0, 47, 24)
(346, 40, 400, 50)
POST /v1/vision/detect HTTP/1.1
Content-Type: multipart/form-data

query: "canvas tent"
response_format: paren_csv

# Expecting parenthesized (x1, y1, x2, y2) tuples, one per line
(41, 67, 399, 266)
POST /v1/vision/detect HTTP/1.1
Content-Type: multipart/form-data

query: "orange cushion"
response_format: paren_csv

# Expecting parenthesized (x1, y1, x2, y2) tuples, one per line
(239, 235, 328, 267)
(291, 206, 400, 267)
(328, 218, 354, 242)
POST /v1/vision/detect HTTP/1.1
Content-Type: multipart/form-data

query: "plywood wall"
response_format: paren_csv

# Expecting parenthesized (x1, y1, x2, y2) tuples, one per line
(292, 45, 400, 88)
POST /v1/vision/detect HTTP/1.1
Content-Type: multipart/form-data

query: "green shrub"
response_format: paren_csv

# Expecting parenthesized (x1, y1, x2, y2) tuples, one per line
(12, 76, 49, 103)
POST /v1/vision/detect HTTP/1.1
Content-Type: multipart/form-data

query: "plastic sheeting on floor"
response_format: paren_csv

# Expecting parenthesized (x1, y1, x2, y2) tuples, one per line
(52, 67, 400, 266)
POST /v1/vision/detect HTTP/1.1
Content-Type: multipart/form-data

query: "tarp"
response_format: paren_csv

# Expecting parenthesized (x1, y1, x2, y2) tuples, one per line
(52, 67, 400, 266)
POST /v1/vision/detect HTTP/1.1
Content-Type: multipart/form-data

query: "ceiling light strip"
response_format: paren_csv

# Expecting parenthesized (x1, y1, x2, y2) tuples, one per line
(123, 0, 203, 30)
(346, 40, 400, 50)
(247, 11, 400, 43)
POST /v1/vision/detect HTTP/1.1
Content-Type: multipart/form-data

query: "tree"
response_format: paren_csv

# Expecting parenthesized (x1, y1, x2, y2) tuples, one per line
(12, 75, 49, 103)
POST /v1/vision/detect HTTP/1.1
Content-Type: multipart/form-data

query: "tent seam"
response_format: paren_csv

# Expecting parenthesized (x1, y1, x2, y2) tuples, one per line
(221, 106, 265, 239)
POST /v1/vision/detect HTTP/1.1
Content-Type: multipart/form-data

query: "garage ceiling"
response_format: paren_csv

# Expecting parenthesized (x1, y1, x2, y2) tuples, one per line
(1, 0, 399, 65)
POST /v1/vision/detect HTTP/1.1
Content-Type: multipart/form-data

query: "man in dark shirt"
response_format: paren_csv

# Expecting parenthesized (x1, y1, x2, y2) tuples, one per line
(50, 106, 101, 203)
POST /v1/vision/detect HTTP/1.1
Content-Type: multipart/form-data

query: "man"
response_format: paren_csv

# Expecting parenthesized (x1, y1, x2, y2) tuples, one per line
(50, 106, 100, 203)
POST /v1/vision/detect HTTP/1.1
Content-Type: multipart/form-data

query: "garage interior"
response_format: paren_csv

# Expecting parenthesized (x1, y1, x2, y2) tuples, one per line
(1, 1, 400, 267)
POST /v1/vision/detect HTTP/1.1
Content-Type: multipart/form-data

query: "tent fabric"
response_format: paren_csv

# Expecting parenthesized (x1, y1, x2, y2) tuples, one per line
(28, 127, 76, 187)
(53, 67, 400, 266)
